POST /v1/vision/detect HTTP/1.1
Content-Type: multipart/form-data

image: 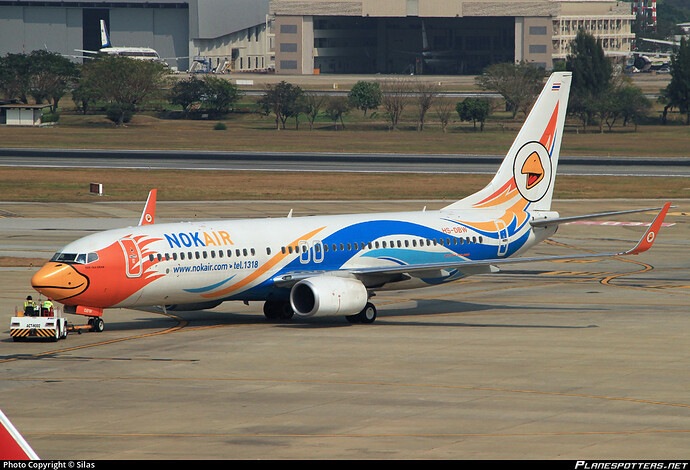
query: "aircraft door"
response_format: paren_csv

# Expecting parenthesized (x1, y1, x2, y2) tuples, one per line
(119, 237, 143, 278)
(299, 240, 310, 264)
(495, 220, 509, 257)
(312, 240, 324, 264)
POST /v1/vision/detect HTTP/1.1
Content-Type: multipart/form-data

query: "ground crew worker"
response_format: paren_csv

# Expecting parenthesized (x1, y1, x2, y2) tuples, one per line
(24, 296, 37, 316)
(41, 298, 54, 317)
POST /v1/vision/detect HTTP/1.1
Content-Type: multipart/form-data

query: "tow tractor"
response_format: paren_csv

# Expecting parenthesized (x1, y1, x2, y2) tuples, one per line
(10, 300, 105, 341)
(10, 301, 67, 342)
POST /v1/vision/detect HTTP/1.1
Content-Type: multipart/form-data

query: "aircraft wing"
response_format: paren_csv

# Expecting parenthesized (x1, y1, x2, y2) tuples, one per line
(273, 203, 670, 287)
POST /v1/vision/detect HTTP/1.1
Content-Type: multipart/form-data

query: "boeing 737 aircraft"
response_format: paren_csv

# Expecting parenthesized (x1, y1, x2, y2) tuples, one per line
(31, 72, 671, 328)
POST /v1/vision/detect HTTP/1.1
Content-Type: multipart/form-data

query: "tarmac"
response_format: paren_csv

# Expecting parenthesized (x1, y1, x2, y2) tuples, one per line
(0, 198, 688, 460)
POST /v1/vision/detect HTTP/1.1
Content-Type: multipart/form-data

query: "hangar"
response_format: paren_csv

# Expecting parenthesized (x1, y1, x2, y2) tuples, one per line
(0, 0, 634, 75)
(0, 0, 271, 73)
(270, 0, 636, 74)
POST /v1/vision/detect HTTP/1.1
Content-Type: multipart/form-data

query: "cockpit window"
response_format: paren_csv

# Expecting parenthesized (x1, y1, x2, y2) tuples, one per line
(51, 252, 99, 264)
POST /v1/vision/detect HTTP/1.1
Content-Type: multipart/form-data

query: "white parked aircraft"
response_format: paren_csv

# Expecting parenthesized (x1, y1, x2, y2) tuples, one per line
(31, 72, 671, 327)
(76, 20, 164, 63)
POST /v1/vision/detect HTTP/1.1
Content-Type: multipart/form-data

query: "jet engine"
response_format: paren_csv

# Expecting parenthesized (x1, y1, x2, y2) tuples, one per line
(290, 276, 367, 317)
(165, 300, 223, 311)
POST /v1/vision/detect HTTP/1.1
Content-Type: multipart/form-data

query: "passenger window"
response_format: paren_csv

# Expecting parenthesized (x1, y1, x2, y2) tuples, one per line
(226, 250, 232, 257)
(243, 249, 248, 256)
(266, 247, 271, 255)
(149, 254, 154, 262)
(157, 254, 162, 261)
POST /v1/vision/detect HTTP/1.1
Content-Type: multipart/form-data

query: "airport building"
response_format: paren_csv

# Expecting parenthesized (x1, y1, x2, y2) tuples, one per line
(0, 0, 634, 75)
(0, 0, 272, 73)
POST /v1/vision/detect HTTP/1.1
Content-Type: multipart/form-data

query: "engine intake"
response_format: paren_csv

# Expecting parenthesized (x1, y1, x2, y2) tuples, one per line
(290, 276, 367, 317)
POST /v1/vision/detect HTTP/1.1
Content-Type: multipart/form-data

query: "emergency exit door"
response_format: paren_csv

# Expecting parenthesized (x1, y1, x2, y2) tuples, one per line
(495, 220, 508, 257)
(119, 237, 143, 278)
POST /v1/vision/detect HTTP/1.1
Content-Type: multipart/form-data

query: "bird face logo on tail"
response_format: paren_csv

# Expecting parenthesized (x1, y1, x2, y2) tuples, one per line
(513, 141, 552, 203)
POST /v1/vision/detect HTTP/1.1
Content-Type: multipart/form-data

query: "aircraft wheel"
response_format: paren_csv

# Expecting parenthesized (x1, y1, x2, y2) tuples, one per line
(263, 301, 280, 320)
(92, 317, 104, 332)
(347, 303, 377, 324)
(279, 302, 294, 320)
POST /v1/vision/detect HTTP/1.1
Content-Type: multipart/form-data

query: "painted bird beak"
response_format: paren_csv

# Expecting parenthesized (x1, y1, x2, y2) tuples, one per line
(31, 262, 89, 302)
(521, 151, 544, 189)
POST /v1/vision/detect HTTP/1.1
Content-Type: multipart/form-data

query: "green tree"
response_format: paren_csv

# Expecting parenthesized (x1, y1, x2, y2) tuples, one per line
(169, 76, 207, 117)
(80, 54, 169, 125)
(303, 92, 327, 130)
(257, 81, 304, 130)
(200, 76, 241, 115)
(71, 79, 102, 115)
(475, 61, 546, 118)
(456, 98, 490, 131)
(662, 37, 690, 124)
(0, 53, 33, 103)
(565, 29, 613, 130)
(347, 81, 382, 116)
(27, 50, 79, 111)
(325, 96, 351, 130)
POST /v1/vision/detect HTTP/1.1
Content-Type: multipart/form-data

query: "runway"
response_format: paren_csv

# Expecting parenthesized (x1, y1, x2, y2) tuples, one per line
(0, 199, 688, 459)
(1, 148, 689, 176)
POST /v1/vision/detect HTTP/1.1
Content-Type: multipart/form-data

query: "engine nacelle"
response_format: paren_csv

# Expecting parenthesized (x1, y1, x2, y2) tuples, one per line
(165, 300, 223, 311)
(290, 276, 367, 317)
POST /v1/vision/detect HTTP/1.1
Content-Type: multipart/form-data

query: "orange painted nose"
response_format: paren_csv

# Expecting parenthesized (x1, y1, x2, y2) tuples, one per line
(31, 262, 89, 302)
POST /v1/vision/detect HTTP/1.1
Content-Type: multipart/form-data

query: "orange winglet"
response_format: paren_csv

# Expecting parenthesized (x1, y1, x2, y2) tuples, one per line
(139, 189, 157, 226)
(623, 202, 671, 255)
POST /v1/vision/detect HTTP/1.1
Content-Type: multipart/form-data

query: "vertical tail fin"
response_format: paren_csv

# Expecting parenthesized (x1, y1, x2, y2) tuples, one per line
(138, 189, 157, 226)
(443, 71, 572, 212)
(100, 19, 111, 48)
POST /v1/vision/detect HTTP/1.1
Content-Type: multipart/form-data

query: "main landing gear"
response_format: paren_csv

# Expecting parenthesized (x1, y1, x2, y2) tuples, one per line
(263, 300, 294, 321)
(346, 302, 377, 324)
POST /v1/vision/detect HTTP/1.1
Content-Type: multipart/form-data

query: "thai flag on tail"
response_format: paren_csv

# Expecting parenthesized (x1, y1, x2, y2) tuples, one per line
(552, 83, 561, 91)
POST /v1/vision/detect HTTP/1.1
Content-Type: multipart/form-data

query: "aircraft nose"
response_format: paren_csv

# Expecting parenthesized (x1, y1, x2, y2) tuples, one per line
(31, 262, 89, 302)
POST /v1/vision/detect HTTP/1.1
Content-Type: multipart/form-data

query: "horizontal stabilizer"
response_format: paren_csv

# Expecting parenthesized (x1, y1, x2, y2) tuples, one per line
(530, 206, 672, 228)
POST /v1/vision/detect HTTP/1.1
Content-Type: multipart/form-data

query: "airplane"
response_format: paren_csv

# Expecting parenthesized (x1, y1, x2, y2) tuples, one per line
(0, 408, 39, 460)
(75, 20, 165, 63)
(30, 72, 672, 327)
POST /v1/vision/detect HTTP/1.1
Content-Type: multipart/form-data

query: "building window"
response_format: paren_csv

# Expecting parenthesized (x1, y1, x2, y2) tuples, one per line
(280, 60, 298, 70)
(280, 43, 298, 53)
(529, 44, 547, 54)
(280, 24, 297, 34)
(529, 26, 547, 35)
